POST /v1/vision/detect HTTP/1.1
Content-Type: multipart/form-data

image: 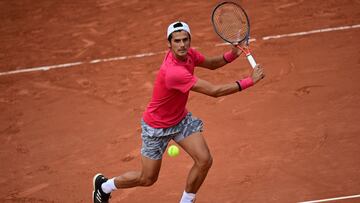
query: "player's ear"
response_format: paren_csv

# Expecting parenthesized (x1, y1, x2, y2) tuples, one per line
(167, 41, 171, 48)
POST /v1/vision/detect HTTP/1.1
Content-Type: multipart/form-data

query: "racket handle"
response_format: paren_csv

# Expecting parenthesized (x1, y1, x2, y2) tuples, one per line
(246, 53, 257, 69)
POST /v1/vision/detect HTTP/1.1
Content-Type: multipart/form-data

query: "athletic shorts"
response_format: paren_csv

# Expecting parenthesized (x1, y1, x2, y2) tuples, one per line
(141, 112, 203, 160)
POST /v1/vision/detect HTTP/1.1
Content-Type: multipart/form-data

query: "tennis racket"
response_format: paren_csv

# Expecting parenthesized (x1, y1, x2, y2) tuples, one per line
(212, 1, 257, 68)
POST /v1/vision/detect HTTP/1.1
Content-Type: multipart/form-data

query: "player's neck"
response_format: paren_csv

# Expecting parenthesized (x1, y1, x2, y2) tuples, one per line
(175, 55, 187, 61)
(171, 50, 187, 62)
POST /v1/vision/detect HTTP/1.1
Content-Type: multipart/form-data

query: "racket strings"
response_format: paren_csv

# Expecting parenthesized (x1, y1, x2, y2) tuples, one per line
(212, 4, 249, 43)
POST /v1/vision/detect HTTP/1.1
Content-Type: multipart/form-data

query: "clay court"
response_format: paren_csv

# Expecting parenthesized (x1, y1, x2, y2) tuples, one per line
(1, 0, 360, 202)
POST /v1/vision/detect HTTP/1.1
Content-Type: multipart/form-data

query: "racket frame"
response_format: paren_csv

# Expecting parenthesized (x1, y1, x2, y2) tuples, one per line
(211, 1, 257, 68)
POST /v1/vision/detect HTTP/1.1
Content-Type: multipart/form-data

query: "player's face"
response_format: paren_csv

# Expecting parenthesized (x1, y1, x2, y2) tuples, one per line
(169, 31, 191, 61)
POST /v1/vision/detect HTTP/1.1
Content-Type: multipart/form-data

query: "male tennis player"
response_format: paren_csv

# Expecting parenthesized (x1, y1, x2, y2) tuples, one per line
(93, 21, 264, 203)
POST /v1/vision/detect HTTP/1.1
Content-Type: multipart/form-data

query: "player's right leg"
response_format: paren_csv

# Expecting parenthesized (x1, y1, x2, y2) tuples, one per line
(93, 173, 111, 203)
(114, 155, 162, 188)
(112, 120, 171, 188)
(92, 119, 170, 202)
(92, 156, 162, 203)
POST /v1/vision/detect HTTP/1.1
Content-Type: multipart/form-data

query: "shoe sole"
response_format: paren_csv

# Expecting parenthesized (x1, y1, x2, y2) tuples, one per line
(92, 173, 103, 203)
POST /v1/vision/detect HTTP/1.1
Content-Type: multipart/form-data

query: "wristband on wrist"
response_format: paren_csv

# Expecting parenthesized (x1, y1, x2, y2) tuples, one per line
(237, 77, 254, 91)
(235, 81, 242, 91)
(223, 50, 238, 63)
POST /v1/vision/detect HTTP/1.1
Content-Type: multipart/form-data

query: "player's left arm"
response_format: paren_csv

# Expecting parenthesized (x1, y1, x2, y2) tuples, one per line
(198, 46, 242, 70)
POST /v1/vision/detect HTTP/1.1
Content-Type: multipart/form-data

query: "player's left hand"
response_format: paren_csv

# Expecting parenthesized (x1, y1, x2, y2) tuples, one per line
(231, 43, 244, 56)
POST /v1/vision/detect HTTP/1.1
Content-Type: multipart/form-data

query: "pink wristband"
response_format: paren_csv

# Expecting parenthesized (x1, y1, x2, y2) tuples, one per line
(238, 77, 254, 90)
(223, 50, 238, 63)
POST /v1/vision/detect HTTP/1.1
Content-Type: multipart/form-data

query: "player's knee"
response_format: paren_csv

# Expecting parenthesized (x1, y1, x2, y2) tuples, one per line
(196, 155, 213, 171)
(140, 175, 158, 187)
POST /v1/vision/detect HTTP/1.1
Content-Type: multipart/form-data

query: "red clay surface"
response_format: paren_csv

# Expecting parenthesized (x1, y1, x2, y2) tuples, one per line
(1, 0, 360, 202)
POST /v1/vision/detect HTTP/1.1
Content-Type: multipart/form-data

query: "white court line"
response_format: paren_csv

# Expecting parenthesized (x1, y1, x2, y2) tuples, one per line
(0, 24, 359, 76)
(263, 24, 360, 40)
(0, 51, 166, 76)
(0, 62, 84, 76)
(299, 194, 360, 203)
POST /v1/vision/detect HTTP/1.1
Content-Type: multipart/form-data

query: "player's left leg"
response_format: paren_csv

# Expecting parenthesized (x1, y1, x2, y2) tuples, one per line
(176, 132, 213, 202)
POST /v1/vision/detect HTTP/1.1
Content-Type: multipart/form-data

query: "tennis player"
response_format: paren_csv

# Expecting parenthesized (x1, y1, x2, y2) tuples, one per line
(93, 21, 264, 203)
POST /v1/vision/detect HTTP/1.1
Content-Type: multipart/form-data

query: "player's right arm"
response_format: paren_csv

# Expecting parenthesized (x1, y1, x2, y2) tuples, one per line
(191, 78, 239, 98)
(191, 65, 265, 97)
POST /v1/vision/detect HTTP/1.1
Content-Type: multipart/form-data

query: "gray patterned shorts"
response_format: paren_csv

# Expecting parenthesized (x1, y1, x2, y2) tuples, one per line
(141, 112, 203, 160)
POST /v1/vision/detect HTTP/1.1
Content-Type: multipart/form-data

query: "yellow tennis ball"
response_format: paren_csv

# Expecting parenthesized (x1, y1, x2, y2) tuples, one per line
(167, 145, 180, 157)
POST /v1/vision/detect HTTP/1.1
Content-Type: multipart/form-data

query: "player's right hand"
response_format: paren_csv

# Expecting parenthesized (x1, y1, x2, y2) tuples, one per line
(251, 64, 265, 84)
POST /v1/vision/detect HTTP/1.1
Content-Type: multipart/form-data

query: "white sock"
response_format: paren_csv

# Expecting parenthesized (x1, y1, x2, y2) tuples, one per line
(180, 191, 196, 203)
(101, 178, 117, 194)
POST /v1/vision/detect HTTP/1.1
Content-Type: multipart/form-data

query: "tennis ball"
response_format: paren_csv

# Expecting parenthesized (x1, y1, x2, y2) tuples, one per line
(167, 145, 180, 157)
